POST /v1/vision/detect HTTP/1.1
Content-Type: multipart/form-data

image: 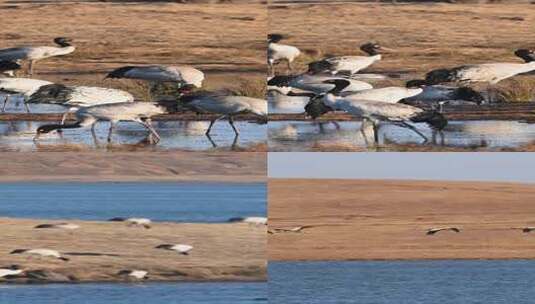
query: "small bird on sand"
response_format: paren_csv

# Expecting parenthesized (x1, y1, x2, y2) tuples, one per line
(0, 265, 23, 278)
(426, 227, 461, 235)
(228, 216, 267, 226)
(108, 217, 152, 229)
(10, 248, 69, 261)
(117, 269, 149, 280)
(511, 227, 535, 233)
(34, 223, 80, 230)
(155, 244, 193, 255)
(268, 225, 316, 234)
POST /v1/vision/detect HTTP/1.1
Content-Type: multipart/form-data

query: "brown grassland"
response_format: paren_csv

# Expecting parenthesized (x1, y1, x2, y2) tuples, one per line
(0, 2, 266, 97)
(269, 179, 535, 260)
(268, 3, 535, 94)
(0, 217, 266, 283)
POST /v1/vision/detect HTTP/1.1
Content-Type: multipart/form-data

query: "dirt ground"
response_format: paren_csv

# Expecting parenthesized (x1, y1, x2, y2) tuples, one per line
(268, 3, 535, 87)
(0, 217, 266, 283)
(269, 179, 535, 260)
(0, 152, 266, 182)
(0, 2, 266, 96)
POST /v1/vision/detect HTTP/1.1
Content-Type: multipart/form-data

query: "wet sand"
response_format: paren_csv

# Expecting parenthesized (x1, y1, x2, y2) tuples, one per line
(0, 217, 266, 283)
(269, 179, 535, 260)
(0, 152, 266, 182)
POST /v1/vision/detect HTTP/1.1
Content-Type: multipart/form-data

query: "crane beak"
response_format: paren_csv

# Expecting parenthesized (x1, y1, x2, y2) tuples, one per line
(378, 46, 395, 53)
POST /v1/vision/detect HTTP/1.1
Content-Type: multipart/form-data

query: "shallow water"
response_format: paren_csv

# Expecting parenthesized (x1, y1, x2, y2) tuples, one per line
(269, 260, 535, 304)
(0, 97, 266, 152)
(0, 182, 266, 222)
(269, 120, 535, 151)
(0, 282, 267, 304)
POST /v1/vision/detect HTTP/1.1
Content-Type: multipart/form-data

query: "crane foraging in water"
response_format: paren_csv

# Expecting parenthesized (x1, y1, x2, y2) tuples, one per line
(305, 79, 448, 145)
(27, 84, 134, 124)
(180, 93, 267, 136)
(33, 101, 171, 144)
(0, 37, 75, 75)
(0, 77, 53, 112)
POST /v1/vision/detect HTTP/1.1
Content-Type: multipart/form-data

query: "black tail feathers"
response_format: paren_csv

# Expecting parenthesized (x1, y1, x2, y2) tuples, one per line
(410, 111, 448, 130)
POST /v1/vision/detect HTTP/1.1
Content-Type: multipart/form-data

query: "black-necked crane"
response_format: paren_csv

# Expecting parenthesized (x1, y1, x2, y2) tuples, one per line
(0, 60, 21, 77)
(109, 217, 152, 229)
(0, 265, 23, 278)
(425, 61, 535, 85)
(514, 49, 535, 63)
(0, 37, 75, 76)
(267, 74, 373, 94)
(118, 270, 148, 280)
(268, 34, 301, 76)
(307, 42, 393, 76)
(228, 216, 267, 226)
(400, 79, 484, 112)
(10, 248, 69, 261)
(27, 84, 134, 124)
(105, 65, 204, 99)
(34, 223, 80, 230)
(181, 94, 267, 136)
(426, 227, 461, 235)
(33, 101, 168, 144)
(305, 79, 448, 145)
(0, 78, 53, 112)
(155, 244, 193, 255)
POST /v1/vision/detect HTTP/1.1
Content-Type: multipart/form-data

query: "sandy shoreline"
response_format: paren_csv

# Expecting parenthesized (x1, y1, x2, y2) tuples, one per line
(269, 179, 535, 261)
(0, 217, 266, 283)
(0, 152, 266, 183)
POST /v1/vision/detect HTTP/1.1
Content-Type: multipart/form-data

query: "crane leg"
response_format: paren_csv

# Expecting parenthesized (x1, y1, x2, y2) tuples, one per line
(24, 101, 31, 113)
(91, 122, 99, 146)
(2, 95, 9, 112)
(28, 61, 35, 76)
(228, 115, 240, 136)
(400, 121, 428, 143)
(107, 121, 115, 143)
(286, 60, 293, 74)
(205, 115, 226, 136)
(141, 119, 161, 144)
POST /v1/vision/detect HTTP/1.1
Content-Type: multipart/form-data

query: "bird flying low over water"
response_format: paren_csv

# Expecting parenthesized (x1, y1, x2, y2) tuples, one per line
(33, 101, 168, 144)
(0, 77, 53, 112)
(228, 216, 267, 226)
(117, 270, 149, 280)
(426, 227, 461, 235)
(155, 244, 193, 255)
(0, 265, 23, 278)
(514, 49, 535, 63)
(180, 94, 267, 136)
(268, 33, 301, 76)
(307, 42, 393, 76)
(10, 248, 69, 261)
(0, 37, 75, 75)
(27, 83, 135, 124)
(108, 217, 152, 229)
(34, 223, 80, 230)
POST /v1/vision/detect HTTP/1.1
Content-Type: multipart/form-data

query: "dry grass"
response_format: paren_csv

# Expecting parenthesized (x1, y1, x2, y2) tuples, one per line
(493, 78, 535, 102)
(0, 217, 266, 283)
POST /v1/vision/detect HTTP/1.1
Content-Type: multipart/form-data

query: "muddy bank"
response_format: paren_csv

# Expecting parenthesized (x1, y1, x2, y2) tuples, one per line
(0, 218, 266, 283)
(269, 179, 535, 260)
(0, 152, 266, 182)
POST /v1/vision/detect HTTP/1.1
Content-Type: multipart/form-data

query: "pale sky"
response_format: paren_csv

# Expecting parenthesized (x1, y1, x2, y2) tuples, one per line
(269, 153, 535, 183)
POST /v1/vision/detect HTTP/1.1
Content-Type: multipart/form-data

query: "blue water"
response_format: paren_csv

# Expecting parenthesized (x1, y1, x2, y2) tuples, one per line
(0, 282, 267, 304)
(269, 260, 535, 304)
(0, 182, 266, 222)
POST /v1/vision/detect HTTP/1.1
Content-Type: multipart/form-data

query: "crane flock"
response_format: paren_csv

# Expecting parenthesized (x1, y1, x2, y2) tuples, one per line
(268, 33, 535, 146)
